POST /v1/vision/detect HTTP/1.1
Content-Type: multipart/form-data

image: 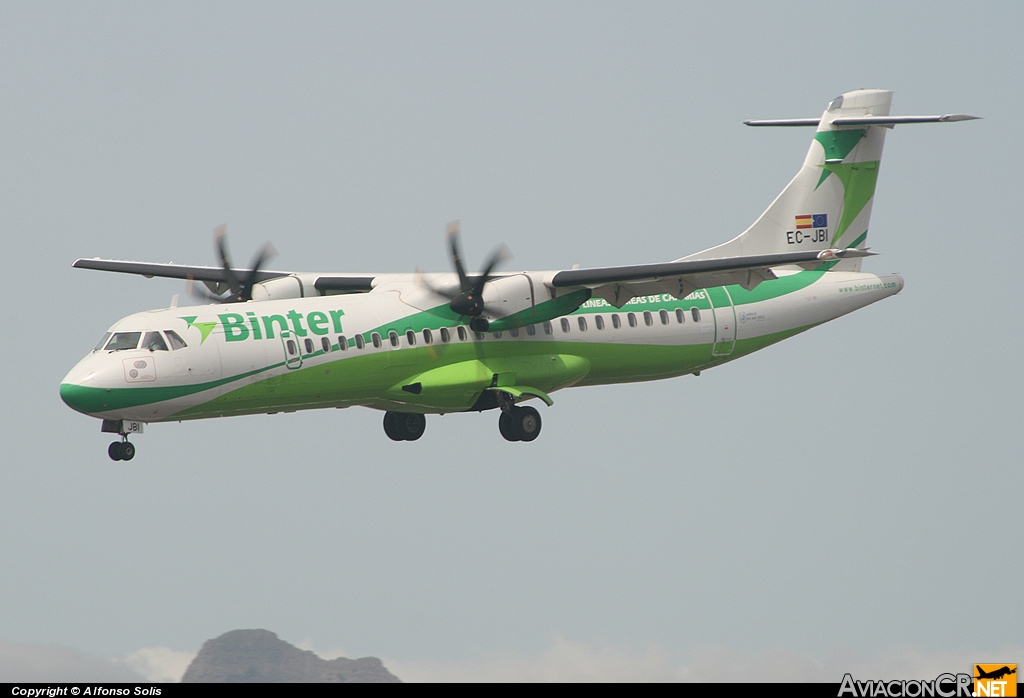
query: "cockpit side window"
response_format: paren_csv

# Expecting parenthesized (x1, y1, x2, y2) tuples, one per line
(164, 330, 188, 350)
(93, 333, 112, 352)
(142, 331, 169, 351)
(105, 332, 142, 351)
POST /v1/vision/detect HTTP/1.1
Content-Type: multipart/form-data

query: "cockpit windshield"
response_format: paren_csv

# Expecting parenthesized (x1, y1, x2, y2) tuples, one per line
(827, 95, 844, 111)
(93, 332, 112, 352)
(142, 331, 169, 351)
(104, 332, 142, 351)
(164, 330, 188, 350)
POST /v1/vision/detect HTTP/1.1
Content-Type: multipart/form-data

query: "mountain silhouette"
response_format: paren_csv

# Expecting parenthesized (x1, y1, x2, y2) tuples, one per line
(181, 629, 400, 683)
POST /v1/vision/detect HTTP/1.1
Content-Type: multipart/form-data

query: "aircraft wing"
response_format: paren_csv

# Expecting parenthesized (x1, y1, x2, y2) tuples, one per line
(72, 258, 376, 294)
(548, 248, 872, 307)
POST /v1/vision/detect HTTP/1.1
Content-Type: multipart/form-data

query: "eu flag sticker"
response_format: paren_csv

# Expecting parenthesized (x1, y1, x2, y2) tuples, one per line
(812, 213, 828, 228)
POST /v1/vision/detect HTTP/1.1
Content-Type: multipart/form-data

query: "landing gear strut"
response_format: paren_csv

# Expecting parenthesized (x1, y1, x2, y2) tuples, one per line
(108, 438, 136, 461)
(499, 405, 541, 442)
(383, 411, 426, 441)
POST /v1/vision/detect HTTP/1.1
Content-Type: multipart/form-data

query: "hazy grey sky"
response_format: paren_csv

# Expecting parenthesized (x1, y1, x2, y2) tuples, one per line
(1, 0, 1020, 681)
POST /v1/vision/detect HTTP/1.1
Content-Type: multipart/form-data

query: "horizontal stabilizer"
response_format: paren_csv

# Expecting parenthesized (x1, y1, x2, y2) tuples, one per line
(743, 118, 821, 127)
(745, 114, 981, 127)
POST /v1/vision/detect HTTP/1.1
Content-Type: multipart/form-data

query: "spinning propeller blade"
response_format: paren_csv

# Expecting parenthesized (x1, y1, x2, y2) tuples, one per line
(443, 221, 511, 322)
(189, 225, 277, 303)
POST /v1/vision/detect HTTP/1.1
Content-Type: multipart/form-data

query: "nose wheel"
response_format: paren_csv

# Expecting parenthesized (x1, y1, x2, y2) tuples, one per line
(499, 405, 541, 442)
(108, 439, 136, 461)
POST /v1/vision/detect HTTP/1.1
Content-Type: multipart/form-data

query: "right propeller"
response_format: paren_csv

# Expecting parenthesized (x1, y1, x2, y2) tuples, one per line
(430, 221, 511, 331)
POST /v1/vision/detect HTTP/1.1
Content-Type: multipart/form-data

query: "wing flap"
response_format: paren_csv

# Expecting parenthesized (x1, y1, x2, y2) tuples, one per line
(551, 248, 872, 308)
(72, 258, 289, 283)
(550, 248, 871, 287)
(73, 258, 377, 295)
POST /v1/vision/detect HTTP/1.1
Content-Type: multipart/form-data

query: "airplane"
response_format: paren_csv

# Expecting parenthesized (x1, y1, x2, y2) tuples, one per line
(60, 89, 978, 460)
(975, 666, 1017, 681)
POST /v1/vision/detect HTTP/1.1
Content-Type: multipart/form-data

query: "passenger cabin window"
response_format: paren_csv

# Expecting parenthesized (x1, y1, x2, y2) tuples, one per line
(371, 333, 382, 349)
(675, 308, 685, 324)
(510, 328, 519, 338)
(644, 311, 653, 326)
(286, 339, 297, 355)
(322, 337, 331, 353)
(475, 332, 485, 340)
(543, 321, 553, 335)
(105, 332, 142, 351)
(627, 313, 637, 328)
(165, 330, 187, 349)
(595, 315, 604, 330)
(440, 327, 451, 343)
(142, 331, 168, 351)
(423, 328, 433, 344)
(492, 331, 503, 339)
(457, 326, 467, 341)
(389, 331, 399, 347)
(612, 314, 621, 329)
(406, 330, 416, 345)
(338, 335, 348, 351)
(660, 309, 669, 325)
(578, 316, 587, 331)
(355, 335, 366, 350)
(93, 333, 112, 352)
(560, 318, 570, 333)
(304, 338, 314, 354)
(691, 307, 701, 322)
(526, 324, 536, 336)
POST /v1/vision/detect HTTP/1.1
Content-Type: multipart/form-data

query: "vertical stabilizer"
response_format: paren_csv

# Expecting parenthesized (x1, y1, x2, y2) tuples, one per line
(683, 89, 893, 271)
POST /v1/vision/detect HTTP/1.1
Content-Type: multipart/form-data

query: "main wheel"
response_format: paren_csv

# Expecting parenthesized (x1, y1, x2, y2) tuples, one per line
(395, 412, 426, 441)
(511, 406, 542, 442)
(108, 442, 123, 461)
(121, 442, 136, 461)
(383, 411, 426, 441)
(383, 412, 402, 441)
(498, 411, 520, 442)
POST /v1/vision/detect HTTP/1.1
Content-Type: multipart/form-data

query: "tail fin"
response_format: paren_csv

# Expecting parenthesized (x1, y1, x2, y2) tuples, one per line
(684, 89, 893, 272)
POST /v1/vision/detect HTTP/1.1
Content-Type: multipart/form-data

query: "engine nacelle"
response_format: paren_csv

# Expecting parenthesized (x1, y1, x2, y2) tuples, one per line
(251, 275, 308, 301)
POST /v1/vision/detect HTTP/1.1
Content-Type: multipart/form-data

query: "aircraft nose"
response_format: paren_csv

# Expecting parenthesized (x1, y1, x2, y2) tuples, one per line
(60, 360, 105, 416)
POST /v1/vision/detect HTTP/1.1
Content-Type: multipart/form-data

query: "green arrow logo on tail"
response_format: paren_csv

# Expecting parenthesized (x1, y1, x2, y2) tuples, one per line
(180, 316, 217, 345)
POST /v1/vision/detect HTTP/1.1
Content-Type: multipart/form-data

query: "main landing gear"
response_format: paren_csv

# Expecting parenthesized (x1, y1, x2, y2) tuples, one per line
(381, 405, 543, 443)
(383, 411, 426, 441)
(498, 405, 542, 442)
(108, 438, 135, 461)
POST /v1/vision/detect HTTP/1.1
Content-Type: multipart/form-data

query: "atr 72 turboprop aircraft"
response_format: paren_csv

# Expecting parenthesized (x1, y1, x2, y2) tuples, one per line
(61, 89, 977, 460)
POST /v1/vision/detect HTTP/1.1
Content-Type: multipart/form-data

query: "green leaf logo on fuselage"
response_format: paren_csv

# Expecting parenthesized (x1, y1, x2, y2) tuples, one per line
(180, 316, 218, 345)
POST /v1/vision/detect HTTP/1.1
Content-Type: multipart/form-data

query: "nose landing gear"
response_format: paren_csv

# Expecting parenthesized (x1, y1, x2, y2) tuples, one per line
(108, 438, 136, 461)
(101, 419, 141, 460)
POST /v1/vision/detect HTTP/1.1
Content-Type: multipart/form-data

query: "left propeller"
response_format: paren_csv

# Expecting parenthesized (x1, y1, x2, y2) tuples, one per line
(188, 225, 277, 303)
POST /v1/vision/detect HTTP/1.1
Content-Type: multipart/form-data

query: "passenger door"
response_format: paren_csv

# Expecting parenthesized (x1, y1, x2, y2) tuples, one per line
(280, 329, 303, 369)
(708, 286, 736, 357)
